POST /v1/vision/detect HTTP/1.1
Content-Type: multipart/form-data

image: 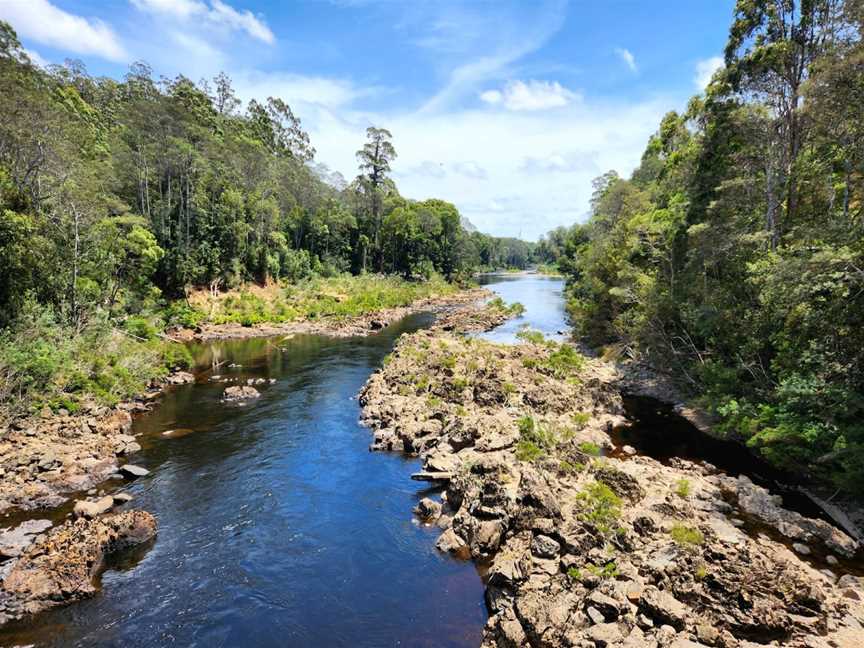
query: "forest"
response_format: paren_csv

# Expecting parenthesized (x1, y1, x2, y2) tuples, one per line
(0, 20, 534, 415)
(542, 0, 864, 495)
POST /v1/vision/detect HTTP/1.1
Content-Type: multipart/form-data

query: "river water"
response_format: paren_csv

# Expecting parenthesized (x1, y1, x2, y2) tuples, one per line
(3, 273, 859, 646)
(0, 275, 565, 648)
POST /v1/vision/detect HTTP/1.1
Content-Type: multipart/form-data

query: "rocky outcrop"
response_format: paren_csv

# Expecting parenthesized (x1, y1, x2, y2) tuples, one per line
(0, 511, 157, 623)
(221, 385, 261, 402)
(360, 329, 864, 647)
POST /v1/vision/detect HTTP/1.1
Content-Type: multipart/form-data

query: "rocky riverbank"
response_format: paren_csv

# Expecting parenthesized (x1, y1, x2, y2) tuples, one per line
(0, 285, 503, 629)
(0, 510, 157, 624)
(359, 329, 864, 647)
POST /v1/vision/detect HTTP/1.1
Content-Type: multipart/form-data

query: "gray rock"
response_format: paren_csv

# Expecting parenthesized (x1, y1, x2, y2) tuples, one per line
(793, 542, 812, 555)
(120, 464, 149, 478)
(530, 534, 561, 559)
(0, 519, 52, 557)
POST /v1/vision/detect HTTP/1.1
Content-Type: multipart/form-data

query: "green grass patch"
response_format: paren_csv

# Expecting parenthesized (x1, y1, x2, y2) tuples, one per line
(669, 523, 704, 547)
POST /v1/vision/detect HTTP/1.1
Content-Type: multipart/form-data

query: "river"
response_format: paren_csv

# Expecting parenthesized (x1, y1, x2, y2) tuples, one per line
(3, 273, 859, 647)
(0, 275, 566, 647)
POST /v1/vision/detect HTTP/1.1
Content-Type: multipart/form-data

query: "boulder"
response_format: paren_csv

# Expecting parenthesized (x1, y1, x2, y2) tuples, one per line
(0, 519, 52, 558)
(414, 498, 442, 521)
(120, 464, 149, 478)
(640, 587, 688, 630)
(0, 511, 157, 621)
(530, 534, 561, 559)
(73, 496, 114, 519)
(222, 385, 261, 402)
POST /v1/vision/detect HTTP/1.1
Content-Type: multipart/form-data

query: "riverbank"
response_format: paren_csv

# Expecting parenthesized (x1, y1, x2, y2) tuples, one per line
(360, 328, 864, 647)
(0, 285, 505, 630)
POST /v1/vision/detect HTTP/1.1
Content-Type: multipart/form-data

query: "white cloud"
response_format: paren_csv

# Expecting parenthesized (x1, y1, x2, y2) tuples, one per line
(694, 56, 724, 90)
(303, 95, 668, 240)
(480, 80, 579, 111)
(22, 48, 48, 67)
(452, 161, 488, 180)
(0, 0, 126, 61)
(615, 47, 637, 72)
(232, 71, 369, 110)
(132, 0, 275, 44)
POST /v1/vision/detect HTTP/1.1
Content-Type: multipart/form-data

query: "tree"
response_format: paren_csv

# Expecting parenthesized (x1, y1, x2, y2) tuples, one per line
(355, 126, 397, 271)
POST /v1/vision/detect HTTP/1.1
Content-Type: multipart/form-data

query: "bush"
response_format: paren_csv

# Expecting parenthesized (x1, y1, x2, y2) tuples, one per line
(669, 523, 704, 547)
(575, 481, 622, 536)
(674, 478, 691, 497)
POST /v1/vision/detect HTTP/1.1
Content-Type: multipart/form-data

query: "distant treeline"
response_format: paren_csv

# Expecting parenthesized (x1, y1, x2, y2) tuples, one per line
(0, 19, 534, 331)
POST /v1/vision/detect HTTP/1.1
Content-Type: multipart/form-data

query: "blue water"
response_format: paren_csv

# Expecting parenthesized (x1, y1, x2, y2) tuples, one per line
(0, 275, 571, 647)
(0, 314, 486, 648)
(477, 274, 568, 344)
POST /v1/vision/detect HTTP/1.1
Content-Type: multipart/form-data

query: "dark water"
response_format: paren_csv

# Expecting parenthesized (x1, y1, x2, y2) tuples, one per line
(0, 314, 486, 648)
(476, 273, 567, 343)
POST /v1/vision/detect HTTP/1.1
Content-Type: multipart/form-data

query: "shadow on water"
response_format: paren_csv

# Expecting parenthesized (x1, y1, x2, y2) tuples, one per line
(0, 312, 486, 648)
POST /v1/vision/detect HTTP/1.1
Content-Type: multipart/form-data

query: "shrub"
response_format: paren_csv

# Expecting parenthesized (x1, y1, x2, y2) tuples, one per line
(578, 441, 601, 456)
(674, 478, 691, 497)
(669, 523, 704, 547)
(576, 482, 622, 536)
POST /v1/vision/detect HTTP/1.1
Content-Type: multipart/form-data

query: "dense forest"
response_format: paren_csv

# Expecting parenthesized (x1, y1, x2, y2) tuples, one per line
(0, 19, 536, 414)
(546, 0, 864, 495)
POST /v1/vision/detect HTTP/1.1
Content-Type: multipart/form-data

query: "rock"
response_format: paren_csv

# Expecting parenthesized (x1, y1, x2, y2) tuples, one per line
(586, 606, 606, 625)
(793, 542, 812, 555)
(222, 385, 261, 402)
(0, 519, 52, 558)
(622, 445, 637, 456)
(586, 590, 620, 620)
(73, 496, 114, 519)
(436, 528, 468, 556)
(624, 581, 644, 603)
(696, 623, 719, 645)
(120, 464, 149, 478)
(587, 622, 623, 646)
(640, 587, 688, 630)
(112, 492, 133, 504)
(0, 511, 157, 620)
(530, 534, 560, 559)
(414, 498, 442, 521)
(165, 371, 195, 385)
(826, 554, 839, 566)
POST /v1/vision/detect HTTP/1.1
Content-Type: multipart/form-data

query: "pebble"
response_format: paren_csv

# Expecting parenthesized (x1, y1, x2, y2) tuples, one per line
(793, 542, 812, 555)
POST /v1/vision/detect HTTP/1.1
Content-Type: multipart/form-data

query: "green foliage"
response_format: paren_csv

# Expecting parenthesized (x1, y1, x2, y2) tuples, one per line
(674, 478, 691, 498)
(577, 441, 602, 457)
(550, 2, 864, 495)
(0, 302, 169, 413)
(669, 524, 704, 547)
(575, 481, 622, 536)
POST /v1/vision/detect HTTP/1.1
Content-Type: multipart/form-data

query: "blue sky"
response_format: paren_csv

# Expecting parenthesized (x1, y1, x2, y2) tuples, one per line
(0, 0, 734, 239)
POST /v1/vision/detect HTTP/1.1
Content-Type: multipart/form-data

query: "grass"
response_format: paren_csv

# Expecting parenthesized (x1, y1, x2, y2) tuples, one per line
(674, 478, 692, 498)
(578, 441, 602, 456)
(669, 523, 705, 547)
(0, 304, 189, 416)
(176, 273, 458, 327)
(567, 561, 619, 582)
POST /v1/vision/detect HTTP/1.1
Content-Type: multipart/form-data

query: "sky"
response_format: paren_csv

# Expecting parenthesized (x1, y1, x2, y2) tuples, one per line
(0, 0, 734, 240)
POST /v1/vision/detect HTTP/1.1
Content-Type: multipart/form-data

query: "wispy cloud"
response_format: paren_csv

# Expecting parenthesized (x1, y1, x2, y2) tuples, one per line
(615, 47, 637, 73)
(132, 0, 275, 44)
(418, 0, 568, 112)
(694, 56, 723, 90)
(480, 80, 579, 111)
(0, 0, 127, 61)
